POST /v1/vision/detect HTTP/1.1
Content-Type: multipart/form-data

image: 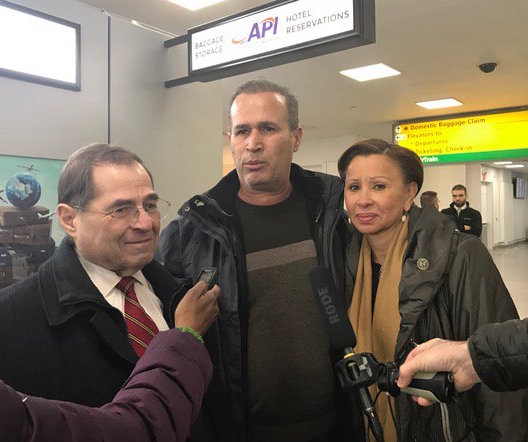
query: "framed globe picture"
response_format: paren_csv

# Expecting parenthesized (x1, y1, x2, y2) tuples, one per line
(0, 154, 65, 288)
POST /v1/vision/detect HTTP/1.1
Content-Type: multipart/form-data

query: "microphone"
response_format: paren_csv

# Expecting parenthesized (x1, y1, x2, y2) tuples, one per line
(309, 265, 384, 442)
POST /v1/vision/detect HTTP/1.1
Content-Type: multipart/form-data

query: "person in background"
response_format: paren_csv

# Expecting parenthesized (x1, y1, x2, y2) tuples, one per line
(1, 280, 219, 442)
(158, 80, 360, 442)
(398, 318, 528, 403)
(441, 184, 482, 237)
(0, 144, 219, 407)
(338, 138, 526, 441)
(419, 190, 439, 210)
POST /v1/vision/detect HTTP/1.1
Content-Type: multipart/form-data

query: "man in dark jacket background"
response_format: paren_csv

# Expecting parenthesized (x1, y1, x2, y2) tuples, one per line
(441, 184, 482, 237)
(0, 144, 219, 407)
(158, 80, 358, 442)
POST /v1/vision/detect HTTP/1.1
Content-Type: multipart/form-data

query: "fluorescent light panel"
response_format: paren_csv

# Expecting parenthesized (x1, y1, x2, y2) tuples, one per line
(505, 164, 524, 168)
(416, 98, 463, 110)
(340, 63, 401, 82)
(168, 0, 227, 11)
(493, 161, 513, 165)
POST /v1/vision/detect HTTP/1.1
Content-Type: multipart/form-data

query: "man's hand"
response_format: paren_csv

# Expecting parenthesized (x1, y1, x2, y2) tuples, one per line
(174, 281, 220, 336)
(464, 225, 471, 231)
(397, 338, 481, 406)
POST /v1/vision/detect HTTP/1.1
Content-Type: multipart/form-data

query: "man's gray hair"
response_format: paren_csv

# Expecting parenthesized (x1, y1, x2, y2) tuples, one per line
(229, 80, 299, 131)
(58, 143, 153, 208)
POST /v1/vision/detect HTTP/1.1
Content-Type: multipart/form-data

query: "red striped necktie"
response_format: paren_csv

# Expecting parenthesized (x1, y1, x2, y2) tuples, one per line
(116, 276, 159, 357)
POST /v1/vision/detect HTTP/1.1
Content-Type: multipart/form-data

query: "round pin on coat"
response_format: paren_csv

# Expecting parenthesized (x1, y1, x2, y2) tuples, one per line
(417, 258, 429, 271)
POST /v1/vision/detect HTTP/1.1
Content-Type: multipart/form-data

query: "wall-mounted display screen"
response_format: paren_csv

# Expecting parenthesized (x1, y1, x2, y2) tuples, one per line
(393, 106, 528, 165)
(0, 0, 80, 90)
(513, 176, 528, 199)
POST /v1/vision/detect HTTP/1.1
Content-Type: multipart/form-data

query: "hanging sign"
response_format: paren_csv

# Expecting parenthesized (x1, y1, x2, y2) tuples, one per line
(165, 0, 374, 87)
(393, 107, 528, 164)
(191, 0, 355, 73)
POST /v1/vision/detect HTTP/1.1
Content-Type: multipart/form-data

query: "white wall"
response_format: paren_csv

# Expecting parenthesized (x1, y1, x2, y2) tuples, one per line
(466, 163, 482, 212)
(157, 82, 223, 209)
(296, 134, 358, 167)
(296, 134, 360, 177)
(502, 169, 514, 243)
(494, 169, 504, 244)
(0, 0, 223, 213)
(0, 0, 108, 159)
(109, 18, 223, 211)
(419, 163, 466, 210)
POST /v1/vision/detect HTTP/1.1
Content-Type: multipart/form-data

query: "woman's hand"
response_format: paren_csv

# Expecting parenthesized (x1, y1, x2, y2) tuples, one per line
(174, 281, 220, 336)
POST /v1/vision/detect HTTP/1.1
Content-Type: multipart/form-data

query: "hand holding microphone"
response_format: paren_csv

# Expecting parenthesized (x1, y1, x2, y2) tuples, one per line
(309, 266, 384, 442)
(174, 278, 220, 336)
(397, 338, 479, 406)
(309, 266, 454, 440)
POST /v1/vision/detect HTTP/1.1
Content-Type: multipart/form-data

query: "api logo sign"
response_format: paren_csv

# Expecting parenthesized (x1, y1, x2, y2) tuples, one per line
(232, 17, 279, 44)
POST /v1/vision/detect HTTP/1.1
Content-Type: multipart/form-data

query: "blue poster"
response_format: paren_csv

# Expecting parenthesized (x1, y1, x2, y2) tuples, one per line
(0, 154, 65, 288)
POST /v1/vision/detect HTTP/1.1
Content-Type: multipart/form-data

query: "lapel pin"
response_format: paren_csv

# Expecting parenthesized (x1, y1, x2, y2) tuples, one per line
(417, 258, 429, 271)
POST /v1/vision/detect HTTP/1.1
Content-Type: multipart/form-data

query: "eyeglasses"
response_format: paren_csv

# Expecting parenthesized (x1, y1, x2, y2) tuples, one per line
(74, 198, 172, 222)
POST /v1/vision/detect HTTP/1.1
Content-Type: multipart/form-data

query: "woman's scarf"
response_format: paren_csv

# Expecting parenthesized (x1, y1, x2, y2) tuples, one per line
(347, 218, 409, 441)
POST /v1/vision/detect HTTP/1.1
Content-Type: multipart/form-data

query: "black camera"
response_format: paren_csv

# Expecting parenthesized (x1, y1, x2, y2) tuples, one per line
(479, 62, 498, 73)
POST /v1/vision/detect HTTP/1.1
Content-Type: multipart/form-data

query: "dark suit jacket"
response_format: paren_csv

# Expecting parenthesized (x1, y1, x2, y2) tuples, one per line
(0, 238, 186, 406)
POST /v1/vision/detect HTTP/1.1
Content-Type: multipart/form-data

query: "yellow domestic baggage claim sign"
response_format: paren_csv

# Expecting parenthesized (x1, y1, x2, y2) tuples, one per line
(393, 107, 528, 164)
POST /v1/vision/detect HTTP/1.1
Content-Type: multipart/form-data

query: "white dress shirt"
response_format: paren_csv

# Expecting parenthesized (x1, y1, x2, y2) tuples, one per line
(77, 252, 169, 332)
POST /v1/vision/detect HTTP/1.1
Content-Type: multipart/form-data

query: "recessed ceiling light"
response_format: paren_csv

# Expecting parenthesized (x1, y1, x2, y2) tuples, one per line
(493, 161, 513, 165)
(416, 98, 463, 110)
(340, 63, 401, 82)
(505, 164, 524, 169)
(168, 0, 227, 11)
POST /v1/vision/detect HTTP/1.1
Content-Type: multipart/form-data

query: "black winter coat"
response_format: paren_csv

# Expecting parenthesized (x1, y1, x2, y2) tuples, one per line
(441, 202, 482, 237)
(0, 238, 183, 406)
(345, 205, 527, 441)
(469, 318, 528, 392)
(158, 165, 359, 442)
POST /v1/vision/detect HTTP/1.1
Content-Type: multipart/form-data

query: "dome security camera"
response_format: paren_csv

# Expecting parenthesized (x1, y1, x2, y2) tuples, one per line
(479, 62, 498, 73)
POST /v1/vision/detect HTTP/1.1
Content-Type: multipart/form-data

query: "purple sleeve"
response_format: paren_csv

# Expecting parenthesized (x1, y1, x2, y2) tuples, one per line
(0, 329, 212, 442)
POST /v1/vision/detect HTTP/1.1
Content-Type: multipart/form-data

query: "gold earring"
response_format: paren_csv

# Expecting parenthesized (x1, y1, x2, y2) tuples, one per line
(401, 210, 408, 222)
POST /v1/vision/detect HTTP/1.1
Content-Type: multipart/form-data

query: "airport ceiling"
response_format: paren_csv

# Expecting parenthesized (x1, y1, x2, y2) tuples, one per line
(79, 0, 528, 148)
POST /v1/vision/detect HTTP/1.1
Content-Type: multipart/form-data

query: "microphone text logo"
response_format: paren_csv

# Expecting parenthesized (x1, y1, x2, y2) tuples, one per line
(317, 286, 340, 325)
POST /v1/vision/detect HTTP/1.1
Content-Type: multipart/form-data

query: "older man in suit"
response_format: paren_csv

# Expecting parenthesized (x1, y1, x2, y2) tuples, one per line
(0, 144, 218, 406)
